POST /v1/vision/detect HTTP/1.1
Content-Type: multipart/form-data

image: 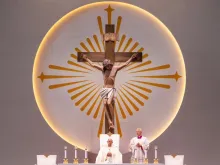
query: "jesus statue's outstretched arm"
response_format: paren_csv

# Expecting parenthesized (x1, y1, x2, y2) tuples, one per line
(82, 54, 103, 71)
(116, 53, 138, 71)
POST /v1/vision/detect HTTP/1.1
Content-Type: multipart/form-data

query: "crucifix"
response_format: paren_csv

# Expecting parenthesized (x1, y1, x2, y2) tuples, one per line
(77, 5, 142, 134)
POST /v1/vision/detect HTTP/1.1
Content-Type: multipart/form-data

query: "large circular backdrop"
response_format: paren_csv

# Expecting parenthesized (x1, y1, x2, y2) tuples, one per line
(33, 1, 186, 154)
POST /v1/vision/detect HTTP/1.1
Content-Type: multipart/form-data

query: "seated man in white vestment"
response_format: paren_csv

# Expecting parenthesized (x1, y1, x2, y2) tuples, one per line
(129, 128, 149, 163)
(36, 155, 57, 165)
(96, 135, 122, 164)
(164, 155, 184, 165)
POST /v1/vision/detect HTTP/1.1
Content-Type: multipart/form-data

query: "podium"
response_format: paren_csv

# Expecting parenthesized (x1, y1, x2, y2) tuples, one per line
(36, 155, 57, 165)
(164, 155, 184, 165)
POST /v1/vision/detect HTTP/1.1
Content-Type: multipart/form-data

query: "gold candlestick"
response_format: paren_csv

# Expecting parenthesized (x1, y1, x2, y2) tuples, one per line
(73, 158, 78, 164)
(134, 158, 138, 164)
(84, 158, 89, 164)
(144, 158, 148, 164)
(63, 158, 68, 164)
(154, 158, 159, 164)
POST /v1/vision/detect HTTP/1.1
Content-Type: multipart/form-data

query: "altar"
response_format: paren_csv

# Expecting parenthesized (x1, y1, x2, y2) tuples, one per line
(58, 163, 164, 165)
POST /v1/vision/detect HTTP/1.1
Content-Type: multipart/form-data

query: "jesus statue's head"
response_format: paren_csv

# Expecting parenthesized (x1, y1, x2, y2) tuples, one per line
(103, 59, 113, 71)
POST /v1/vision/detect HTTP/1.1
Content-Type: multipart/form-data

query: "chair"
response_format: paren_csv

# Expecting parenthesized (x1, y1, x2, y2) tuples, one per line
(164, 155, 184, 165)
(36, 155, 57, 165)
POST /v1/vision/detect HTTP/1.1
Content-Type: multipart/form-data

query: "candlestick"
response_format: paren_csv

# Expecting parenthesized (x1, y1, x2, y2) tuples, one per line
(64, 146, 67, 159)
(154, 145, 158, 158)
(73, 158, 78, 164)
(75, 146, 78, 159)
(134, 149, 138, 164)
(73, 146, 78, 164)
(144, 158, 148, 164)
(63, 146, 68, 164)
(84, 158, 89, 164)
(144, 149, 147, 159)
(134, 149, 137, 159)
(154, 145, 159, 164)
(85, 147, 88, 159)
(84, 147, 89, 164)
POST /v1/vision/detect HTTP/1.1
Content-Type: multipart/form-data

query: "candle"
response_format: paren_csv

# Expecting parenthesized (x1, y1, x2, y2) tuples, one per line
(85, 148, 88, 159)
(154, 145, 158, 159)
(134, 149, 137, 159)
(144, 149, 147, 159)
(64, 146, 67, 159)
(75, 146, 78, 159)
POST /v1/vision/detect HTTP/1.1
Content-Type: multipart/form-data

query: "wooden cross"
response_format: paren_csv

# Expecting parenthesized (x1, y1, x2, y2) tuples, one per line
(78, 5, 142, 134)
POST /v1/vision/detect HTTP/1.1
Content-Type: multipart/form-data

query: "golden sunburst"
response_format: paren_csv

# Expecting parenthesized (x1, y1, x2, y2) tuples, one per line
(37, 4, 181, 137)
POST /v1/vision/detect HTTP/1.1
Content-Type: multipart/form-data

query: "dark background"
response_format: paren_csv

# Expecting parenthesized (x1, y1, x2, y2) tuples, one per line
(1, 0, 220, 165)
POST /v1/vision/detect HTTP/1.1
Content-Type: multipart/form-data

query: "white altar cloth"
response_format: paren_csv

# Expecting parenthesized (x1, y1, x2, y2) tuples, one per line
(58, 163, 164, 165)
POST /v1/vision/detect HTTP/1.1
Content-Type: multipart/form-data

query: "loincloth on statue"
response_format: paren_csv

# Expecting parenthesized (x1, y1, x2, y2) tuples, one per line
(100, 88, 116, 100)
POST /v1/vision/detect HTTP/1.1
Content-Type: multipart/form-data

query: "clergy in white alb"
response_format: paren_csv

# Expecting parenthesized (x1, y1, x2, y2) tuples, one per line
(129, 128, 150, 163)
(96, 138, 122, 164)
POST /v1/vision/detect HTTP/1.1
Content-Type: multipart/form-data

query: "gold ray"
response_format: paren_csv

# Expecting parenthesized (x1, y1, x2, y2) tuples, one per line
(38, 72, 84, 82)
(93, 98, 102, 119)
(130, 64, 170, 73)
(116, 16, 122, 34)
(67, 60, 93, 71)
(97, 16, 105, 49)
(87, 38, 96, 52)
(118, 92, 133, 116)
(104, 5, 114, 24)
(119, 89, 139, 111)
(115, 98, 126, 119)
(71, 84, 96, 100)
(123, 84, 149, 100)
(126, 82, 152, 93)
(93, 35, 102, 52)
(121, 86, 144, 106)
(80, 42, 90, 52)
(134, 72, 182, 82)
(87, 92, 101, 116)
(97, 16, 104, 35)
(97, 106, 105, 137)
(75, 48, 82, 52)
(129, 42, 139, 52)
(143, 53, 148, 59)
(49, 65, 89, 73)
(80, 87, 101, 111)
(130, 80, 170, 89)
(67, 82, 94, 93)
(123, 38, 132, 52)
(117, 35, 126, 52)
(75, 85, 99, 106)
(114, 16, 122, 49)
(138, 47, 144, 52)
(126, 60, 152, 71)
(49, 80, 88, 89)
(71, 54, 77, 60)
(114, 106, 122, 137)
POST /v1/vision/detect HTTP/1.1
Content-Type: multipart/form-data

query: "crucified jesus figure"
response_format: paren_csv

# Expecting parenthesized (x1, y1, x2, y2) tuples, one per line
(82, 53, 137, 130)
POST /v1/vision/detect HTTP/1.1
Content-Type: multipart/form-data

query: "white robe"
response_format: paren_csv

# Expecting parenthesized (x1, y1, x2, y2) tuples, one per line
(129, 136, 149, 163)
(96, 146, 122, 164)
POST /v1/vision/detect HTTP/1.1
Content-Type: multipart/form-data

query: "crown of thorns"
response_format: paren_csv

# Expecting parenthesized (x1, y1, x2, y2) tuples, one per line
(103, 59, 113, 67)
